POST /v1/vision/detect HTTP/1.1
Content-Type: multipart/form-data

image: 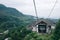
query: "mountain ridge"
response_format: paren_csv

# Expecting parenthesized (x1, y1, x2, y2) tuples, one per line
(0, 4, 36, 32)
(0, 4, 58, 32)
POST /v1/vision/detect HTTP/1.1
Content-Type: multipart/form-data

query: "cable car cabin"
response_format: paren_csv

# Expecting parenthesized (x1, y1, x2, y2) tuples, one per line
(28, 19, 56, 34)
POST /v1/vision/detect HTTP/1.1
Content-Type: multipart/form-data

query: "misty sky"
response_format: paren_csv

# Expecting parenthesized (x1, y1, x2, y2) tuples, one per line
(0, 0, 60, 19)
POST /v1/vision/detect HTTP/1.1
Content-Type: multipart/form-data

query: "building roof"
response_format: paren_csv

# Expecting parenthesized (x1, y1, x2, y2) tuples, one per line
(28, 19, 56, 28)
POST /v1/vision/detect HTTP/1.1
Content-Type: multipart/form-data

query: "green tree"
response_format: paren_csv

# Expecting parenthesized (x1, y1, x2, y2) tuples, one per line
(52, 20, 60, 40)
(8, 26, 32, 40)
(24, 32, 44, 40)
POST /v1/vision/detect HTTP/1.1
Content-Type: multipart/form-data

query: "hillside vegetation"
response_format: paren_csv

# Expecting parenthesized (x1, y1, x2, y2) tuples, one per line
(0, 4, 59, 40)
(0, 4, 36, 32)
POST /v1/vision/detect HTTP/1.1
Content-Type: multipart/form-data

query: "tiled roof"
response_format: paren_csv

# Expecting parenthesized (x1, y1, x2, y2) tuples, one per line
(28, 19, 56, 27)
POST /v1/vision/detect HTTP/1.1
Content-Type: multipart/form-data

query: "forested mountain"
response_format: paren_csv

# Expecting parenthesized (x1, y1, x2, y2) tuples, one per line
(0, 4, 58, 32)
(0, 4, 36, 32)
(0, 4, 59, 40)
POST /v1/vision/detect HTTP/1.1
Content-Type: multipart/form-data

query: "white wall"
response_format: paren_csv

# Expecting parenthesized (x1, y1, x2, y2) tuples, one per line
(51, 26, 55, 29)
(32, 26, 37, 31)
(32, 25, 38, 32)
(32, 25, 55, 33)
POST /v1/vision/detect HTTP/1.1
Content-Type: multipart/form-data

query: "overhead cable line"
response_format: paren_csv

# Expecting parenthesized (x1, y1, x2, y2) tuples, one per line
(33, 0, 38, 20)
(48, 0, 57, 17)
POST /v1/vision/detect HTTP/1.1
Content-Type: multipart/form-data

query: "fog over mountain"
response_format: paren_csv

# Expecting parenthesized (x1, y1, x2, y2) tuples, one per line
(0, 0, 60, 18)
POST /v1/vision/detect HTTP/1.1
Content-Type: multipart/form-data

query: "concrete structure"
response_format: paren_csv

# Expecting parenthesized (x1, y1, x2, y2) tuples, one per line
(28, 19, 56, 34)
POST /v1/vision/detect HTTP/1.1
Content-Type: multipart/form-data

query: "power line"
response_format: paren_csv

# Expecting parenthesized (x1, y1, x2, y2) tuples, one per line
(33, 0, 57, 18)
(48, 0, 57, 17)
(33, 0, 38, 20)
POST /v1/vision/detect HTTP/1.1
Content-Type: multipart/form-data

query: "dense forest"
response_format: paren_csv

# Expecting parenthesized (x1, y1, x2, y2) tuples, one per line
(0, 4, 60, 40)
(0, 4, 36, 32)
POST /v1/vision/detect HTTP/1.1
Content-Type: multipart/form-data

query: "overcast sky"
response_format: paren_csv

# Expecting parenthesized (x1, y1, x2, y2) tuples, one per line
(0, 0, 60, 19)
